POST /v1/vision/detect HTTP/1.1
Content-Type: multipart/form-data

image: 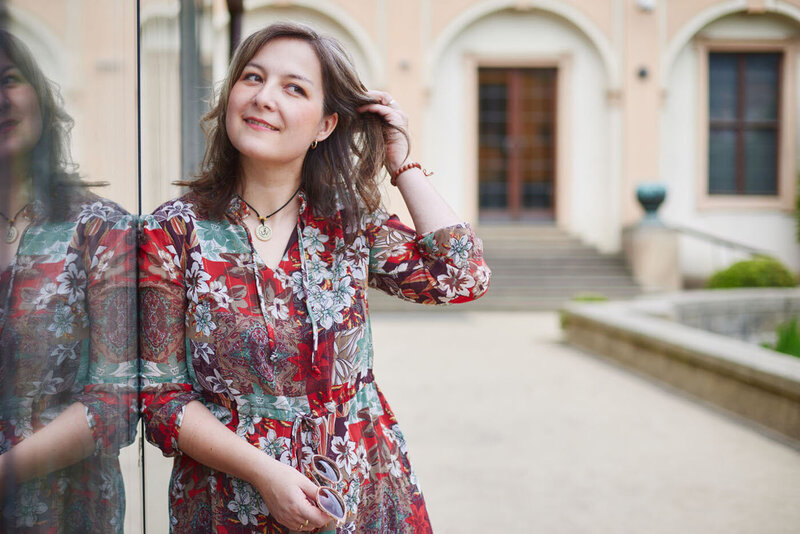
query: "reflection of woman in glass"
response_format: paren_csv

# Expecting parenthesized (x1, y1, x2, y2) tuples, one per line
(0, 30, 137, 531)
(139, 22, 489, 533)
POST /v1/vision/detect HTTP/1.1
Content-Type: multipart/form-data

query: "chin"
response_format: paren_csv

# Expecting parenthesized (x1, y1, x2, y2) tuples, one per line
(237, 145, 308, 168)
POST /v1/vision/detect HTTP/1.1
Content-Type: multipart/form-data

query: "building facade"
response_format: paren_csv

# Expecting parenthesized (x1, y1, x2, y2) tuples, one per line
(7, 0, 800, 280)
(205, 0, 800, 280)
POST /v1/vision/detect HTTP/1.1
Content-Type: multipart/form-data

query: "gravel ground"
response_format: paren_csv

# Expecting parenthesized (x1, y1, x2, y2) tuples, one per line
(371, 310, 800, 534)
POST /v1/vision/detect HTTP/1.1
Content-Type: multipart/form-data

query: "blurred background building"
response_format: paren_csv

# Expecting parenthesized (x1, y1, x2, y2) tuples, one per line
(3, 1, 800, 531)
(8, 0, 800, 298)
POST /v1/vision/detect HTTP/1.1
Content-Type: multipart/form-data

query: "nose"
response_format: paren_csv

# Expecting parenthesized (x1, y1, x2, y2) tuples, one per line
(253, 81, 277, 110)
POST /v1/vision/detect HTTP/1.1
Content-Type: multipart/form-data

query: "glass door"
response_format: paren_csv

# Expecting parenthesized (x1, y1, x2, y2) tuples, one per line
(478, 67, 557, 222)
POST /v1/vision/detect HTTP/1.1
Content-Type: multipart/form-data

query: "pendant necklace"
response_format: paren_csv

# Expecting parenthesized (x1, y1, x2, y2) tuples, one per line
(239, 185, 301, 242)
(0, 203, 31, 244)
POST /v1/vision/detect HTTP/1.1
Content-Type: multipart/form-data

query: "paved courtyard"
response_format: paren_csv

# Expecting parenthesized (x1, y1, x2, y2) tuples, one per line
(370, 310, 800, 534)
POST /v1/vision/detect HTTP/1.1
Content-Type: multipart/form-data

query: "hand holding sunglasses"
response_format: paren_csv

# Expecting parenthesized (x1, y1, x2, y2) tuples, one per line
(303, 454, 347, 526)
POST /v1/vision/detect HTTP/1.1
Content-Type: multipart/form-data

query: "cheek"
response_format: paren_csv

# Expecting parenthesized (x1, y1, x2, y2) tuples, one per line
(294, 106, 325, 135)
(16, 89, 43, 151)
(27, 100, 43, 144)
(224, 96, 243, 145)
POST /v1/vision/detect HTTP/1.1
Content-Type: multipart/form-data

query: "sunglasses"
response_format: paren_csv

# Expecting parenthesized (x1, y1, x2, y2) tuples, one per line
(305, 454, 347, 524)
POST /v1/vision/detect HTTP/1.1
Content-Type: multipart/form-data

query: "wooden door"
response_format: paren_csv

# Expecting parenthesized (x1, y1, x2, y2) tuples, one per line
(478, 67, 557, 221)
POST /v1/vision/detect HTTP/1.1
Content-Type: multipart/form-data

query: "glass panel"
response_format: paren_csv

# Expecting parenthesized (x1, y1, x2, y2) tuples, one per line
(139, 1, 215, 530)
(709, 53, 738, 121)
(478, 70, 508, 209)
(744, 53, 780, 122)
(0, 2, 140, 532)
(709, 129, 737, 194)
(744, 129, 778, 194)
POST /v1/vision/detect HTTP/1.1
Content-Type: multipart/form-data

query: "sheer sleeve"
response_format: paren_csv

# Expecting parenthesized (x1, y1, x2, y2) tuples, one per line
(138, 212, 199, 456)
(71, 208, 139, 454)
(365, 210, 491, 304)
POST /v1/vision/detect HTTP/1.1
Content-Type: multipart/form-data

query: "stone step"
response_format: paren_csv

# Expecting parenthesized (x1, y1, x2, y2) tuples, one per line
(486, 287, 641, 296)
(366, 290, 639, 312)
(368, 224, 642, 311)
(486, 264, 635, 274)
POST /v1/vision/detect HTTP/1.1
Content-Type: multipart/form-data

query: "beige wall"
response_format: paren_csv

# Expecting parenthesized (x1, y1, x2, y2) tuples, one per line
(219, 0, 798, 272)
(9, 0, 798, 256)
(7, 0, 139, 213)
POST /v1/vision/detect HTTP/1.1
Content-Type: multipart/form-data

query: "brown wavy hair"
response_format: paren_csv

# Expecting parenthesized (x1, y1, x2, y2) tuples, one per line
(0, 30, 86, 219)
(183, 22, 405, 239)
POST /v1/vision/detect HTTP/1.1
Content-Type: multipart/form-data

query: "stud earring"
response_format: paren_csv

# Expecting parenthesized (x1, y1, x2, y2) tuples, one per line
(311, 140, 318, 150)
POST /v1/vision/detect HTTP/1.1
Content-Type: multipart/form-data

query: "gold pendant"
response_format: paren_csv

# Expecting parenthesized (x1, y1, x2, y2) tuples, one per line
(255, 223, 272, 241)
(5, 225, 18, 244)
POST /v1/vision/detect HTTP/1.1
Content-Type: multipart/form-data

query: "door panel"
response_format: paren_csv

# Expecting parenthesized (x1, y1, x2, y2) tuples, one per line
(478, 67, 557, 222)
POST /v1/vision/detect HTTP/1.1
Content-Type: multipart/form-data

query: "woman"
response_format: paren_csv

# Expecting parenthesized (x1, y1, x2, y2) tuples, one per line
(0, 30, 138, 531)
(139, 22, 489, 532)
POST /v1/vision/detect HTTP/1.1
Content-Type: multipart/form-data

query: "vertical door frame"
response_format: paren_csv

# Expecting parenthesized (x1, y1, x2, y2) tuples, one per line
(465, 53, 573, 226)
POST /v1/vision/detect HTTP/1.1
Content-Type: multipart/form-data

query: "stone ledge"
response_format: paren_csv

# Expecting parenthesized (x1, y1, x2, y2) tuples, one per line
(561, 289, 800, 444)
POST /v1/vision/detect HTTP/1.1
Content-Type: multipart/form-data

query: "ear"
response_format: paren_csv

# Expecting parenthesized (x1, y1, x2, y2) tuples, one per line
(315, 112, 338, 143)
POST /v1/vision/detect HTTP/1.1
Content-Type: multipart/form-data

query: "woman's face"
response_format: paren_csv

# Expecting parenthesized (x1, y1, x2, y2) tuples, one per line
(0, 50, 42, 163)
(225, 37, 337, 174)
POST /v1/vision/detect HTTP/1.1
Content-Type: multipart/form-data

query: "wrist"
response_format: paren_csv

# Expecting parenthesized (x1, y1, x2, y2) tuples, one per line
(387, 156, 411, 177)
(248, 450, 282, 487)
(390, 161, 434, 187)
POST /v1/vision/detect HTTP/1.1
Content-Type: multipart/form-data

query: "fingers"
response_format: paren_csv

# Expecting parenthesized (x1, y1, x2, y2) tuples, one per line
(259, 465, 330, 531)
(359, 90, 404, 118)
(365, 89, 396, 107)
(296, 481, 330, 528)
(280, 493, 328, 531)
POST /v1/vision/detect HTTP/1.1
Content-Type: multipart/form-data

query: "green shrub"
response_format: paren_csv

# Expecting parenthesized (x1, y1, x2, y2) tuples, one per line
(762, 318, 800, 359)
(707, 256, 798, 289)
(570, 292, 609, 302)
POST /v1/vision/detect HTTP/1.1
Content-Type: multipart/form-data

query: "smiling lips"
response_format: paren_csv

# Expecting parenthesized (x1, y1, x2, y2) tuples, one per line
(0, 118, 17, 133)
(244, 116, 279, 131)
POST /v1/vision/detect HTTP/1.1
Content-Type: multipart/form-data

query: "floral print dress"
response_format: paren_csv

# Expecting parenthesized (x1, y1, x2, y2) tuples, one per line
(0, 194, 138, 532)
(139, 193, 490, 533)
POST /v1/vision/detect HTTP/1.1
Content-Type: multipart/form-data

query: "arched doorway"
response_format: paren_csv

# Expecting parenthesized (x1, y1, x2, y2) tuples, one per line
(425, 4, 617, 242)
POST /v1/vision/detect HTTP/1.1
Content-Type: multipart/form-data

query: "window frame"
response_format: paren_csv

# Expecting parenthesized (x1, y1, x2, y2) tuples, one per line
(695, 38, 798, 210)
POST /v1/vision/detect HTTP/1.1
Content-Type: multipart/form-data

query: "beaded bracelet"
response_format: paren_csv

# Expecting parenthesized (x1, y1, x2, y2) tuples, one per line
(390, 161, 434, 186)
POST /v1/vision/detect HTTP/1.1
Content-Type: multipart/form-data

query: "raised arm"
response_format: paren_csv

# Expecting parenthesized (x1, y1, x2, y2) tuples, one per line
(358, 91, 491, 304)
(357, 90, 460, 233)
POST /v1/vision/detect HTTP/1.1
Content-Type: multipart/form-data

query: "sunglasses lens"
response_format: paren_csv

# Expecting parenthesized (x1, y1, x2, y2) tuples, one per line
(318, 487, 345, 520)
(313, 456, 340, 483)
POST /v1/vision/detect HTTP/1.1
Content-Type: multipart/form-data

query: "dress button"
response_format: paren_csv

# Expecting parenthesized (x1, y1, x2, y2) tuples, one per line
(311, 365, 321, 377)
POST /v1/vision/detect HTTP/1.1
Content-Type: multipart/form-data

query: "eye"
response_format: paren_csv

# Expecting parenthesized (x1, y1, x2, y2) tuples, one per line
(0, 71, 23, 87)
(287, 83, 307, 97)
(241, 71, 262, 83)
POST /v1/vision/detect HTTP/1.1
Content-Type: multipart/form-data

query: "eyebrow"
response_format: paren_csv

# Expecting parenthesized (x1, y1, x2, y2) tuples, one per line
(244, 62, 314, 86)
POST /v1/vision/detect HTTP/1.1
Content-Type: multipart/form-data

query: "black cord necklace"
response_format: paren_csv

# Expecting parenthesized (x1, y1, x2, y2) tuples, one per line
(238, 185, 301, 242)
(0, 203, 31, 244)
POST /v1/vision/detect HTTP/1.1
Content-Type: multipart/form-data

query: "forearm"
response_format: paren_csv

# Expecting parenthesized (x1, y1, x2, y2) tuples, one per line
(394, 165, 462, 234)
(178, 401, 332, 529)
(0, 402, 95, 484)
(177, 400, 277, 486)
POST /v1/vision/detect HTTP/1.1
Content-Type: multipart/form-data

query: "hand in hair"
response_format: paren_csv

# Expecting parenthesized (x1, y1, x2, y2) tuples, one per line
(357, 90, 410, 175)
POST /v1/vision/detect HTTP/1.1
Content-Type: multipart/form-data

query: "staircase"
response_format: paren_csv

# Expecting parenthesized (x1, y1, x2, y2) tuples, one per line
(368, 225, 643, 312)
